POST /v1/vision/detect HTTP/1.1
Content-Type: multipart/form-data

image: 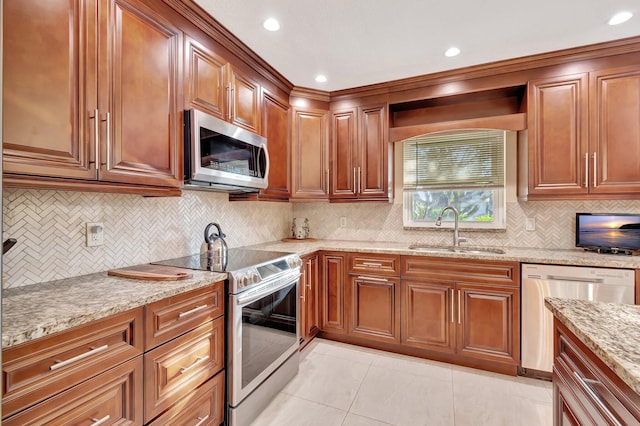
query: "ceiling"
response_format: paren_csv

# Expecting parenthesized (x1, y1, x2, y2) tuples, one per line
(193, 0, 639, 92)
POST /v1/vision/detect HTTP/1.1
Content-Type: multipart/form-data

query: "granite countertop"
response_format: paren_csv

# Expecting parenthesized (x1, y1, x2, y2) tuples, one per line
(4, 239, 640, 350)
(2, 270, 226, 349)
(545, 298, 640, 396)
(250, 239, 640, 269)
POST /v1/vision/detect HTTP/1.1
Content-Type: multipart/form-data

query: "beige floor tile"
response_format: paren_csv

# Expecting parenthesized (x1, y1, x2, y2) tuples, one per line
(370, 350, 453, 382)
(342, 413, 396, 425)
(282, 351, 370, 410)
(452, 366, 553, 403)
(250, 393, 347, 426)
(308, 338, 386, 365)
(350, 365, 455, 426)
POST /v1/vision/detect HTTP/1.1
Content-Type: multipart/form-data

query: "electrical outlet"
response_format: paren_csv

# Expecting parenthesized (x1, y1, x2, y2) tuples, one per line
(525, 218, 536, 231)
(86, 222, 104, 247)
(339, 217, 347, 228)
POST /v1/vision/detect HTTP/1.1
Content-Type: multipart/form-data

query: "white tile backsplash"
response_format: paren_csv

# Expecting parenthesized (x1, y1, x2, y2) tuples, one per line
(4, 186, 640, 288)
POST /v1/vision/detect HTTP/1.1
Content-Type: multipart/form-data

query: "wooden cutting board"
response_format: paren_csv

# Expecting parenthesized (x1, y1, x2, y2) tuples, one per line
(107, 265, 194, 281)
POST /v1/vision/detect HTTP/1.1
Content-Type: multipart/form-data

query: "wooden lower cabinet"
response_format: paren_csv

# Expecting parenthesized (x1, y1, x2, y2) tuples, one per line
(300, 253, 320, 347)
(143, 316, 224, 423)
(401, 279, 455, 353)
(149, 371, 225, 425)
(348, 274, 400, 343)
(457, 284, 519, 362)
(319, 252, 348, 334)
(3, 357, 143, 426)
(553, 319, 640, 425)
(319, 253, 520, 375)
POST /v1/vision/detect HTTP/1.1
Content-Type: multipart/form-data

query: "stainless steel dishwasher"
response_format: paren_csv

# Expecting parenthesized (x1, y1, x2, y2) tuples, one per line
(521, 263, 635, 375)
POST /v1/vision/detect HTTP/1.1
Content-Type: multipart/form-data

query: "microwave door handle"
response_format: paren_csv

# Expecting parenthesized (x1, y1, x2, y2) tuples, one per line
(262, 143, 270, 182)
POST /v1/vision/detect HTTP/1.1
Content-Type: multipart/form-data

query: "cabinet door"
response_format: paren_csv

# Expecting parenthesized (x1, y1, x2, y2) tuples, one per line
(98, 0, 182, 188)
(229, 67, 261, 133)
(185, 36, 228, 120)
(456, 284, 519, 364)
(401, 280, 455, 353)
(590, 66, 640, 194)
(300, 254, 320, 346)
(319, 252, 347, 334)
(330, 108, 358, 199)
(358, 103, 389, 199)
(261, 89, 291, 199)
(349, 274, 400, 343)
(291, 107, 330, 199)
(144, 317, 224, 423)
(2, 357, 143, 426)
(527, 74, 589, 196)
(2, 0, 97, 180)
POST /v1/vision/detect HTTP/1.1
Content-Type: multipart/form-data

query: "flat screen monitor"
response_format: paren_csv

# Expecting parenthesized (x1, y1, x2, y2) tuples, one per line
(575, 213, 640, 251)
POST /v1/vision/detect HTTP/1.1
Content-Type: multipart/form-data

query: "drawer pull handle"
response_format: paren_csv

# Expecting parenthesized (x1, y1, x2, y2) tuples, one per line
(356, 275, 388, 283)
(573, 371, 622, 426)
(361, 262, 382, 268)
(90, 415, 111, 426)
(179, 304, 208, 318)
(180, 355, 210, 374)
(195, 415, 210, 426)
(50, 344, 108, 371)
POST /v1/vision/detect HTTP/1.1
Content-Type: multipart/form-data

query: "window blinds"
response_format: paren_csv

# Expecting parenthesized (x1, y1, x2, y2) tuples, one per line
(403, 130, 505, 190)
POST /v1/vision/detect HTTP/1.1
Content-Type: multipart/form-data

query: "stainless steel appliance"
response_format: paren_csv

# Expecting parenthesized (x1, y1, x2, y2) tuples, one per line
(152, 248, 302, 425)
(202, 222, 228, 271)
(183, 108, 269, 192)
(521, 263, 634, 375)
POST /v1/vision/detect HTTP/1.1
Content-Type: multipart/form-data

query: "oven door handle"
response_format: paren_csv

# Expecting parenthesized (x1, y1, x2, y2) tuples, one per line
(236, 274, 300, 306)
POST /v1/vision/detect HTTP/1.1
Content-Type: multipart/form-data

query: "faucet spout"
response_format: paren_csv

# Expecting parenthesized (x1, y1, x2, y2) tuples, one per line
(435, 205, 461, 247)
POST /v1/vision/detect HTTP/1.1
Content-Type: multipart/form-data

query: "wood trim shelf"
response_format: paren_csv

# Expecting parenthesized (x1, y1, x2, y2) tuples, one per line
(389, 113, 527, 142)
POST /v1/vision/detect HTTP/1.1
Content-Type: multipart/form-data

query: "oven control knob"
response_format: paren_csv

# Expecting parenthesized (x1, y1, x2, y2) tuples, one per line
(237, 273, 248, 286)
(249, 271, 260, 283)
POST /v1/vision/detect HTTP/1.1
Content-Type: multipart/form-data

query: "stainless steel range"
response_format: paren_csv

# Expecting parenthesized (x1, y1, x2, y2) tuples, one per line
(153, 248, 302, 425)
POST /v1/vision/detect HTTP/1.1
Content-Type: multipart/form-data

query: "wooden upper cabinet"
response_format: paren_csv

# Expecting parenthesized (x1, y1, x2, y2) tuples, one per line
(527, 73, 589, 197)
(358, 104, 389, 199)
(331, 108, 358, 198)
(590, 66, 640, 194)
(330, 103, 389, 201)
(2, 0, 96, 180)
(230, 68, 261, 134)
(185, 36, 229, 120)
(526, 67, 640, 199)
(291, 107, 330, 200)
(97, 0, 182, 188)
(3, 0, 182, 191)
(260, 89, 291, 200)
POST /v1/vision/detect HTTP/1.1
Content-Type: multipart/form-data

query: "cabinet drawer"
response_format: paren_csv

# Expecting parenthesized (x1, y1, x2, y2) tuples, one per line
(2, 308, 143, 418)
(349, 253, 400, 276)
(144, 281, 224, 350)
(149, 371, 225, 425)
(3, 356, 143, 425)
(555, 321, 640, 424)
(401, 256, 519, 286)
(144, 316, 224, 423)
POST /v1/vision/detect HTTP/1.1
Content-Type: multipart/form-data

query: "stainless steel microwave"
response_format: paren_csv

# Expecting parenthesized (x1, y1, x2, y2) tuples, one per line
(183, 109, 269, 192)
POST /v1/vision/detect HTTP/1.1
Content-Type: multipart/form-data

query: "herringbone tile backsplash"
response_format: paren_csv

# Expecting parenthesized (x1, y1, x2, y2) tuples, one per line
(4, 187, 640, 288)
(2, 188, 292, 288)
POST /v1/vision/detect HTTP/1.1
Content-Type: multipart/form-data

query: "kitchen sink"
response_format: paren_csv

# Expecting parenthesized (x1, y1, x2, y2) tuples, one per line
(408, 244, 505, 255)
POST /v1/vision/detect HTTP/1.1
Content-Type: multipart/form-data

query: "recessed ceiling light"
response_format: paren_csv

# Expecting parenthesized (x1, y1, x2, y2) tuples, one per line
(445, 47, 461, 57)
(315, 75, 327, 83)
(608, 11, 633, 25)
(263, 17, 280, 31)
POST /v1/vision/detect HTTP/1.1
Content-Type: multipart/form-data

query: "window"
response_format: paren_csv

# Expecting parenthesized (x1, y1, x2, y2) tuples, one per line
(402, 129, 506, 229)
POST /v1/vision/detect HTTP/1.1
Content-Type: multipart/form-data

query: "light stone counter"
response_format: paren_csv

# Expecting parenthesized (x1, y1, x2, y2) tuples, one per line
(4, 239, 640, 350)
(545, 298, 640, 396)
(2, 270, 226, 349)
(248, 239, 640, 269)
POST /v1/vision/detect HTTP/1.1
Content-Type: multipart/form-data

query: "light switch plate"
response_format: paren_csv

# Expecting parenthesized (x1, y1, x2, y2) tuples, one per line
(339, 217, 347, 228)
(86, 222, 104, 247)
(525, 218, 536, 231)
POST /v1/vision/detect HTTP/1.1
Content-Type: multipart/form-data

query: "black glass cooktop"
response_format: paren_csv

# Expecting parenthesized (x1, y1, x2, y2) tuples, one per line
(151, 248, 294, 273)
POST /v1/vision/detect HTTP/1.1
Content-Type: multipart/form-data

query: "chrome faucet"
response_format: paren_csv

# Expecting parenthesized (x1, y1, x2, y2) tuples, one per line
(435, 205, 465, 247)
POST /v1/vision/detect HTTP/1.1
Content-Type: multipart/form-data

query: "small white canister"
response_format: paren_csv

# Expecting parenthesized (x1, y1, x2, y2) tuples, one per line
(292, 217, 310, 240)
